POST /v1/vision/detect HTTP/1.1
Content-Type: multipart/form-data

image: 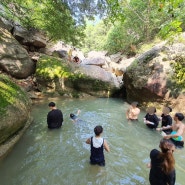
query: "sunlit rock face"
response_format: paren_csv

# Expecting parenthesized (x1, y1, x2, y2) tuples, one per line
(0, 27, 35, 79)
(123, 41, 185, 108)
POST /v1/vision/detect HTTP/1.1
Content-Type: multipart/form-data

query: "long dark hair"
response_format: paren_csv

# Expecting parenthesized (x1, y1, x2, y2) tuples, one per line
(159, 139, 175, 174)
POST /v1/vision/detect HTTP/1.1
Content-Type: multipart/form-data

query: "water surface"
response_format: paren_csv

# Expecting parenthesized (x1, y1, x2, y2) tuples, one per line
(0, 97, 185, 185)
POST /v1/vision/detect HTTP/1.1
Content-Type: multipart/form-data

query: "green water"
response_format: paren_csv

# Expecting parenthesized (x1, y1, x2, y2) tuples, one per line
(0, 97, 184, 185)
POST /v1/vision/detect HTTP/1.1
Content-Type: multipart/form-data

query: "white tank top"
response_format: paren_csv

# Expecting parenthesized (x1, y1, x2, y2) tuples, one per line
(92, 137, 103, 148)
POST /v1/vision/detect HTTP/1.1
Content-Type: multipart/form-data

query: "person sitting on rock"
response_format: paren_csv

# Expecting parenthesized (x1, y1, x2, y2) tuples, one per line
(73, 56, 81, 63)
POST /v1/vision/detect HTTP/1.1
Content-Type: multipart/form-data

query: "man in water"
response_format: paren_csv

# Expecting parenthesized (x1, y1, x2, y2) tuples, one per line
(47, 102, 63, 129)
(157, 113, 185, 148)
(126, 102, 140, 121)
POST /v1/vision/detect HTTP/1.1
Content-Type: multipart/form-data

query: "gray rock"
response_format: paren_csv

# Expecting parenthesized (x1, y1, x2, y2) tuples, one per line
(0, 27, 35, 79)
(81, 57, 106, 66)
(74, 65, 121, 88)
(13, 24, 46, 48)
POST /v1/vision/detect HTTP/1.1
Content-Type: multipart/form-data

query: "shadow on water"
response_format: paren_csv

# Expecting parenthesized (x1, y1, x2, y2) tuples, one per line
(0, 97, 185, 185)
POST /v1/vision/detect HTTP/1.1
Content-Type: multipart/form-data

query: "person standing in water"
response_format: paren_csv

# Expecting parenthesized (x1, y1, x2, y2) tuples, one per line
(160, 107, 173, 134)
(157, 113, 185, 148)
(147, 139, 176, 185)
(144, 107, 159, 129)
(86, 125, 110, 166)
(126, 102, 140, 121)
(47, 102, 63, 129)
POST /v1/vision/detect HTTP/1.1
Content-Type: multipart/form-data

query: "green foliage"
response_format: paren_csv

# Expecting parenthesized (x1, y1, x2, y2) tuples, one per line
(171, 56, 185, 89)
(159, 20, 182, 39)
(0, 74, 27, 115)
(1, 0, 110, 45)
(152, 0, 185, 39)
(1, 0, 84, 44)
(82, 20, 112, 54)
(36, 56, 71, 80)
(104, 0, 164, 54)
(105, 23, 128, 54)
(99, 0, 185, 54)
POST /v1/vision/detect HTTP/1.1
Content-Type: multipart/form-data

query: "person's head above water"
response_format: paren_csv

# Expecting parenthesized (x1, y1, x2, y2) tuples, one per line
(162, 107, 172, 115)
(94, 125, 103, 136)
(70, 113, 75, 119)
(146, 106, 156, 114)
(131, 101, 138, 107)
(48, 102, 56, 107)
(174, 113, 184, 121)
(159, 139, 175, 153)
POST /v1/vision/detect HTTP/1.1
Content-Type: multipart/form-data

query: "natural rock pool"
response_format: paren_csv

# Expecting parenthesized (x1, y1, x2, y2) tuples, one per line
(0, 97, 184, 185)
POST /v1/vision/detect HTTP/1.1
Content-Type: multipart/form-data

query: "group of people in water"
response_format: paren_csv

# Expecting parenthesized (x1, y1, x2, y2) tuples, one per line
(126, 101, 185, 185)
(47, 101, 184, 185)
(126, 101, 185, 148)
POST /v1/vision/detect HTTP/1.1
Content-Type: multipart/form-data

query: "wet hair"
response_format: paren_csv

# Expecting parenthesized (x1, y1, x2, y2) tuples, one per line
(175, 113, 184, 121)
(94, 125, 103, 136)
(70, 113, 75, 118)
(159, 139, 175, 174)
(131, 102, 138, 107)
(48, 102, 55, 107)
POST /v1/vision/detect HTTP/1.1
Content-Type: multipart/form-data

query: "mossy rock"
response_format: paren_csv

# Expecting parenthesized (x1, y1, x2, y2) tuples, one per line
(0, 74, 31, 145)
(35, 55, 118, 97)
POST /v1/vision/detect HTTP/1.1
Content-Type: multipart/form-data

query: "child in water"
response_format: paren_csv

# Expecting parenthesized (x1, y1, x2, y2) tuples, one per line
(86, 125, 110, 166)
(70, 110, 81, 123)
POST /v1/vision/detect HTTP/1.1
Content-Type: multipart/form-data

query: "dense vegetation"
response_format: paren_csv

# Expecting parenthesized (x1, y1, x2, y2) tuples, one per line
(83, 0, 185, 54)
(1, 0, 185, 50)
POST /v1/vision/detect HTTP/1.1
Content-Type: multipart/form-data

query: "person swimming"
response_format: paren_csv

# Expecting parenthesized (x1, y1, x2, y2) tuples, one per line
(70, 110, 81, 123)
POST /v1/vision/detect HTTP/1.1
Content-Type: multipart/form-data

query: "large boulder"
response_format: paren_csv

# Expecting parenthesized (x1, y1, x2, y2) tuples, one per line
(87, 51, 107, 58)
(0, 17, 14, 32)
(35, 55, 121, 97)
(123, 41, 185, 106)
(73, 64, 121, 88)
(0, 74, 32, 158)
(81, 57, 107, 67)
(12, 24, 46, 48)
(0, 27, 35, 79)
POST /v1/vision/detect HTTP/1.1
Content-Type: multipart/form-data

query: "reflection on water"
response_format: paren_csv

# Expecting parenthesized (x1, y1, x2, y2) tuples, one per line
(0, 98, 184, 185)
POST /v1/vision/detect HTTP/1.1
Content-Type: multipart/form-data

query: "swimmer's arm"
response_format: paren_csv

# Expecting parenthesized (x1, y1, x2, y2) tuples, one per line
(86, 138, 91, 144)
(76, 110, 81, 116)
(104, 140, 110, 152)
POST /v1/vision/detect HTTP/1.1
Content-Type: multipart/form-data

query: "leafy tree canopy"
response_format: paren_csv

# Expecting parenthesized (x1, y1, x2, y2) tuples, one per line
(0, 0, 108, 45)
(1, 0, 185, 50)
